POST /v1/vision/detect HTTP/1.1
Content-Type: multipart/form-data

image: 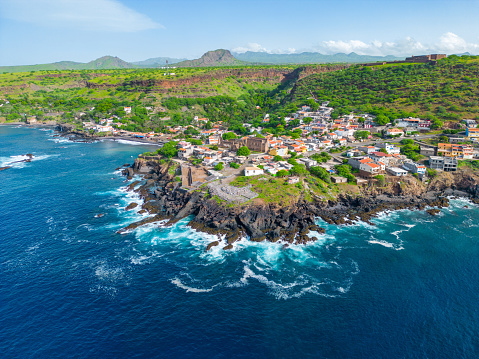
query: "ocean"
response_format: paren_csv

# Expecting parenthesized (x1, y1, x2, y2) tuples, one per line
(1, 125, 479, 358)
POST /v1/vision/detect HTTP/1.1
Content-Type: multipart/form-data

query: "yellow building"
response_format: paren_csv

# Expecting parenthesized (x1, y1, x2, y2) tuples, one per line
(467, 128, 479, 139)
(437, 143, 473, 159)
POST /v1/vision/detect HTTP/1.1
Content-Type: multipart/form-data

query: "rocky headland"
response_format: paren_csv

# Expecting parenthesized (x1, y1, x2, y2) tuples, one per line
(119, 158, 479, 250)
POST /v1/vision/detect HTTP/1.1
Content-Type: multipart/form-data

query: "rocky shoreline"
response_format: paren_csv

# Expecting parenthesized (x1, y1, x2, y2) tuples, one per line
(55, 123, 161, 145)
(119, 158, 479, 251)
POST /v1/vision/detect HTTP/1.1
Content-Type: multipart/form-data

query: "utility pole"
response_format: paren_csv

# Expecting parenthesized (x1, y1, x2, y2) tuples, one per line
(166, 60, 169, 76)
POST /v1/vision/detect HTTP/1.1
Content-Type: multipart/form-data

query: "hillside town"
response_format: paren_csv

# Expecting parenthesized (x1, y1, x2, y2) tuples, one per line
(73, 102, 479, 192)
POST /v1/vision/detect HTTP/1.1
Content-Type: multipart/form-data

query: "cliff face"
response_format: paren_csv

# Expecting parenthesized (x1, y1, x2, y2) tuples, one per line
(122, 160, 479, 250)
(122, 159, 324, 247)
(85, 65, 349, 94)
(428, 167, 479, 196)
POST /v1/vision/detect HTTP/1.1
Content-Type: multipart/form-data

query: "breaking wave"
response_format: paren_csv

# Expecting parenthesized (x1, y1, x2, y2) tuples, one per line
(0, 154, 57, 169)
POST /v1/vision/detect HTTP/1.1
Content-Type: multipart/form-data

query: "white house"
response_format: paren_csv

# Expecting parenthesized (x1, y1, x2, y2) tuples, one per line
(299, 158, 318, 168)
(359, 162, 382, 175)
(376, 143, 401, 155)
(288, 176, 300, 184)
(348, 156, 373, 169)
(403, 162, 426, 175)
(387, 167, 408, 176)
(463, 119, 477, 128)
(386, 128, 405, 137)
(124, 106, 132, 114)
(203, 156, 215, 165)
(245, 167, 264, 176)
(359, 145, 379, 154)
(370, 152, 394, 166)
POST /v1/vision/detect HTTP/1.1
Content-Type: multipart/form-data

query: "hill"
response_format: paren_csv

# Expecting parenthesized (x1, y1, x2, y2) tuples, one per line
(289, 55, 479, 122)
(176, 49, 247, 67)
(233, 51, 404, 64)
(0, 51, 245, 72)
(0, 56, 134, 73)
(81, 56, 134, 70)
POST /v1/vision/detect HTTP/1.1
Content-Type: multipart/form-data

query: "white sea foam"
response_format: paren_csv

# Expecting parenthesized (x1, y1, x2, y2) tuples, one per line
(0, 154, 56, 169)
(77, 223, 95, 232)
(113, 139, 158, 146)
(171, 278, 216, 293)
(47, 137, 73, 144)
(95, 264, 125, 282)
(368, 240, 397, 249)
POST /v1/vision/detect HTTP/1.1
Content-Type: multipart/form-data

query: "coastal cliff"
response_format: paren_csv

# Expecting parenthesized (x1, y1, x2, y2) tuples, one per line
(121, 159, 479, 250)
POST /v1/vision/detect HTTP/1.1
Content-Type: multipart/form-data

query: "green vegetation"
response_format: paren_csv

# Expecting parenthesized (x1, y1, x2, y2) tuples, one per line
(354, 130, 370, 140)
(458, 160, 479, 170)
(292, 55, 479, 123)
(335, 164, 356, 183)
(222, 132, 237, 140)
(237, 146, 251, 157)
(311, 152, 332, 163)
(374, 174, 386, 186)
(399, 139, 422, 161)
(159, 141, 178, 158)
(426, 168, 438, 178)
(291, 164, 308, 176)
(0, 64, 293, 130)
(229, 162, 240, 169)
(230, 175, 302, 206)
(214, 162, 224, 171)
(309, 166, 331, 183)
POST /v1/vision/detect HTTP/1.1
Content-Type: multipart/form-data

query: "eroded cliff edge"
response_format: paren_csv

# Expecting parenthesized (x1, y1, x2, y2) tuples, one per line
(119, 159, 479, 250)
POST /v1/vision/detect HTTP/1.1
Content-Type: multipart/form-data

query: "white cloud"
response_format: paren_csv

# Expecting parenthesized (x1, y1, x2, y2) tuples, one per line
(436, 32, 479, 53)
(232, 43, 269, 53)
(317, 37, 427, 56)
(0, 0, 163, 32)
(234, 34, 479, 57)
(316, 33, 479, 56)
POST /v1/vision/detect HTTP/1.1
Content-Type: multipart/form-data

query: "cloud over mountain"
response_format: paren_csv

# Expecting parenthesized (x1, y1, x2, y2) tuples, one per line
(233, 33, 479, 56)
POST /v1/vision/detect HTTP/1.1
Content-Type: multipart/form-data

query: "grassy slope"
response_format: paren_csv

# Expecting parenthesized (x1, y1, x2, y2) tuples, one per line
(291, 56, 479, 121)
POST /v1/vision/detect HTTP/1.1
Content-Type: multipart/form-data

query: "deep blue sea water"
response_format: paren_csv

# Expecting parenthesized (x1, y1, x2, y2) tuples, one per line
(1, 125, 479, 358)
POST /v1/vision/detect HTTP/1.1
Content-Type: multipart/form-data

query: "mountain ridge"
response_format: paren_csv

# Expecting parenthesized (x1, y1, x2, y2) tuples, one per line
(4, 50, 469, 73)
(132, 57, 188, 67)
(175, 49, 246, 67)
(0, 56, 134, 73)
(233, 51, 405, 64)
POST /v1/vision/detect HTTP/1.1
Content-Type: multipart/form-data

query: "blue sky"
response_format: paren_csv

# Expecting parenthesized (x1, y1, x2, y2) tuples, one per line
(0, 0, 478, 65)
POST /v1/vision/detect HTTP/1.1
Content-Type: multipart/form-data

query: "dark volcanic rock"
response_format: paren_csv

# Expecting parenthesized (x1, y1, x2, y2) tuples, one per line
(117, 159, 479, 248)
(426, 209, 441, 216)
(125, 202, 138, 211)
(206, 241, 219, 251)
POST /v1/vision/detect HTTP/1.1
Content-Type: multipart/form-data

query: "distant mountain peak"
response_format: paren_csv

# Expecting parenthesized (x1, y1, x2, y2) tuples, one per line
(176, 49, 244, 67)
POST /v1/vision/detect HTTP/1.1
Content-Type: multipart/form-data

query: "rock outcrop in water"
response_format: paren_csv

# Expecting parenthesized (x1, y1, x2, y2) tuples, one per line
(119, 159, 479, 250)
(0, 154, 34, 171)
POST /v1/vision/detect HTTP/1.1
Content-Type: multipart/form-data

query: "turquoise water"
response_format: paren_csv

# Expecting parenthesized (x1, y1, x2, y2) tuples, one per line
(1, 125, 479, 358)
